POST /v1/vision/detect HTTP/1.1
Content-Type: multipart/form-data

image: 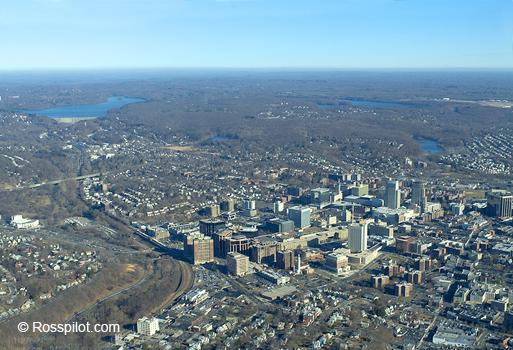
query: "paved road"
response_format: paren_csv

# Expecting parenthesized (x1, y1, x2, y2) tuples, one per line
(1, 173, 103, 192)
(416, 305, 442, 349)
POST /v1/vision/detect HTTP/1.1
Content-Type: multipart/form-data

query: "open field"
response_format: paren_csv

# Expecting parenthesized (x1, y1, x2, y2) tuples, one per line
(161, 145, 198, 152)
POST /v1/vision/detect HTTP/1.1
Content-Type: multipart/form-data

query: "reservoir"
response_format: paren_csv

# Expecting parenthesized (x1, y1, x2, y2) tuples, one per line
(415, 137, 443, 154)
(343, 98, 417, 109)
(20, 96, 145, 119)
(318, 98, 418, 110)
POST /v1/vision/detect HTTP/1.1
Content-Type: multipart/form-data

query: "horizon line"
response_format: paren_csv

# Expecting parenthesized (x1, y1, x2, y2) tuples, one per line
(2, 66, 513, 73)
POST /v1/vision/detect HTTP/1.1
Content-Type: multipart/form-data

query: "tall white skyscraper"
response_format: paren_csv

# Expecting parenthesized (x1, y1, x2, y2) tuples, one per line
(273, 201, 284, 213)
(348, 223, 368, 253)
(385, 180, 401, 209)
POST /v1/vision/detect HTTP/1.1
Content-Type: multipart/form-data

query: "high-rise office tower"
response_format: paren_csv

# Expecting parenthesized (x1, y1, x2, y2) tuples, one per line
(411, 181, 427, 210)
(325, 253, 348, 273)
(288, 206, 311, 229)
(208, 204, 221, 218)
(276, 250, 294, 270)
(348, 222, 368, 253)
(486, 190, 513, 218)
(242, 199, 257, 217)
(243, 199, 256, 210)
(220, 198, 236, 212)
(310, 188, 332, 208)
(385, 180, 401, 209)
(273, 201, 284, 213)
(199, 218, 226, 236)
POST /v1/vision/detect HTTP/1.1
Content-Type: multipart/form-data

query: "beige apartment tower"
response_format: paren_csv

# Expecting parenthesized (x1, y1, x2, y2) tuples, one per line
(184, 234, 214, 265)
(226, 252, 249, 276)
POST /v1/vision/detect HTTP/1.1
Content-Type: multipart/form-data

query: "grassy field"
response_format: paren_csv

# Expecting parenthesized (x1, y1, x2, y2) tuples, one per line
(464, 190, 486, 199)
(161, 145, 198, 152)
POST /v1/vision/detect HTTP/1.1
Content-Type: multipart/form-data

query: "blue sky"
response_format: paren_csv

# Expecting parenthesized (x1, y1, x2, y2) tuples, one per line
(1, 0, 513, 69)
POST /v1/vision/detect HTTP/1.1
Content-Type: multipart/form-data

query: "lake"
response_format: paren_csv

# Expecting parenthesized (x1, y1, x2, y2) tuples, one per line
(415, 137, 443, 154)
(317, 98, 418, 110)
(20, 96, 145, 119)
(317, 102, 338, 110)
(343, 98, 418, 109)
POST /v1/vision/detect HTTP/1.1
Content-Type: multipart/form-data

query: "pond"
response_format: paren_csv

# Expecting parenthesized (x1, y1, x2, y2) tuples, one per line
(317, 98, 419, 110)
(415, 137, 443, 154)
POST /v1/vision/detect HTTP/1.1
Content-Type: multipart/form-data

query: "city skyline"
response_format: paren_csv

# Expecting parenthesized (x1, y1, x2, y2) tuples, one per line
(2, 2, 513, 348)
